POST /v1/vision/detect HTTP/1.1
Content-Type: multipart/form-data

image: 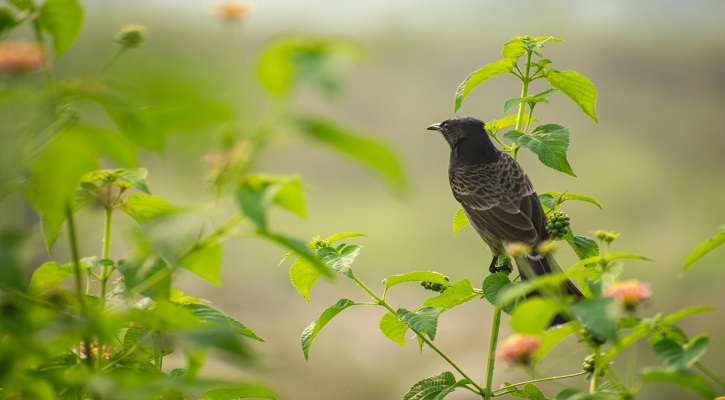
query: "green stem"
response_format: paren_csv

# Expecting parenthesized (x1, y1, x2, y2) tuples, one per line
(93, 47, 128, 81)
(494, 371, 587, 395)
(100, 191, 113, 304)
(589, 347, 602, 393)
(695, 361, 725, 388)
(66, 203, 94, 368)
(514, 50, 533, 132)
(483, 307, 502, 400)
(351, 274, 486, 396)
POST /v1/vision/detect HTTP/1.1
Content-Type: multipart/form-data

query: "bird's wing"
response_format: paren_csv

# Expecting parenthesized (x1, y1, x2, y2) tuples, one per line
(450, 156, 543, 247)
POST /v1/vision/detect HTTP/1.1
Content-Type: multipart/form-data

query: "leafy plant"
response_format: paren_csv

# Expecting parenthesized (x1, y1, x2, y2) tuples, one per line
(0, 1, 408, 399)
(282, 36, 725, 399)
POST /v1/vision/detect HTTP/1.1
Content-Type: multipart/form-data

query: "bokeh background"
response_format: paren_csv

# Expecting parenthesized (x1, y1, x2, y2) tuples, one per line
(5, 0, 725, 398)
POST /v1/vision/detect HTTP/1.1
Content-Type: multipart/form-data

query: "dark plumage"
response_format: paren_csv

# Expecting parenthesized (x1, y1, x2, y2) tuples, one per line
(427, 116, 582, 323)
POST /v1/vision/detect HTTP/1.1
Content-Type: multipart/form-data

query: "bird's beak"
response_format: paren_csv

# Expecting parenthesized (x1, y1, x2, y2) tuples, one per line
(426, 123, 442, 132)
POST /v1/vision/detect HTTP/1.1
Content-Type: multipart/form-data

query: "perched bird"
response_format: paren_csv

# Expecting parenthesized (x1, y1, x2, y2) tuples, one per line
(427, 116, 582, 322)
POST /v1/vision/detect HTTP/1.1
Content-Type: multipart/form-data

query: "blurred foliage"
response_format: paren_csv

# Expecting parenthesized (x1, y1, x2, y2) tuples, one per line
(0, 0, 408, 399)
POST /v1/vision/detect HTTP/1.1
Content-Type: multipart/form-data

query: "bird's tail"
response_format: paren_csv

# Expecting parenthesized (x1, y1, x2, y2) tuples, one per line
(514, 252, 583, 326)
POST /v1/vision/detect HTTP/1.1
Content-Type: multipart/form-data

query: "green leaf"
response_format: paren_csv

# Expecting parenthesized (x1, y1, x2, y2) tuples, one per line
(38, 0, 83, 56)
(487, 115, 537, 134)
(530, 88, 557, 105)
(202, 385, 276, 400)
(496, 273, 569, 308)
(116, 168, 150, 194)
(534, 322, 578, 361)
(483, 272, 516, 314)
(423, 279, 476, 312)
(513, 124, 575, 176)
(301, 299, 357, 360)
(661, 306, 714, 326)
(403, 371, 457, 400)
(570, 297, 620, 344)
(295, 116, 408, 194)
(639, 369, 715, 399)
(452, 208, 469, 237)
(454, 58, 516, 112)
(565, 234, 599, 261)
(325, 231, 366, 244)
(317, 244, 361, 278)
(511, 297, 564, 334)
(256, 34, 365, 97)
(120, 193, 173, 222)
(183, 303, 264, 342)
(29, 261, 75, 293)
(179, 243, 222, 285)
(289, 256, 323, 303)
(259, 231, 331, 277)
(379, 312, 408, 347)
(0, 8, 18, 36)
(681, 226, 725, 276)
(651, 334, 709, 371)
(384, 271, 450, 293)
(504, 97, 523, 114)
(544, 69, 598, 123)
(397, 307, 441, 341)
(502, 37, 527, 59)
(505, 383, 549, 400)
(539, 191, 603, 211)
(569, 252, 652, 272)
(236, 174, 307, 230)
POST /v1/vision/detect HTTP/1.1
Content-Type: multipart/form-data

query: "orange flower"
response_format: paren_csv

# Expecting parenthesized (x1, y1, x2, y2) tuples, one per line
(496, 334, 541, 364)
(605, 280, 651, 310)
(212, 2, 254, 20)
(0, 42, 44, 74)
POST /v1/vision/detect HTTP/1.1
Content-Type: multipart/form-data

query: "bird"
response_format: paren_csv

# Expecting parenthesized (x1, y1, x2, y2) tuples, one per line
(427, 116, 582, 323)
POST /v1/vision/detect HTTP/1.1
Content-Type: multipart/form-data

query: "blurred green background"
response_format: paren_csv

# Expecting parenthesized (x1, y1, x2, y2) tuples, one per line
(5, 0, 725, 398)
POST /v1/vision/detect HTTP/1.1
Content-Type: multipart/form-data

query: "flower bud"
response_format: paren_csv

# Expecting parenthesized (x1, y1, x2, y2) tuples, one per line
(496, 334, 541, 364)
(115, 25, 148, 48)
(505, 243, 531, 258)
(594, 230, 620, 244)
(604, 280, 651, 311)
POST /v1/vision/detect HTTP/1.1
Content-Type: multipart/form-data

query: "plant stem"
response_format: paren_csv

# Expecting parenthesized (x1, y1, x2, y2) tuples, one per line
(93, 47, 127, 81)
(483, 307, 502, 400)
(494, 371, 587, 395)
(589, 347, 602, 393)
(514, 50, 533, 133)
(66, 203, 94, 368)
(351, 274, 486, 396)
(695, 361, 725, 388)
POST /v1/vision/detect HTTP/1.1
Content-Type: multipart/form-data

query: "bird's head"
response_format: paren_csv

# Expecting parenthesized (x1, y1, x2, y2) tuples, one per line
(427, 116, 499, 163)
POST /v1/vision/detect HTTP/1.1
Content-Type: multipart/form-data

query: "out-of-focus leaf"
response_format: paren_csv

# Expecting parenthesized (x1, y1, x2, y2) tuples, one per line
(38, 0, 83, 56)
(565, 233, 599, 261)
(455, 58, 515, 112)
(534, 322, 578, 361)
(511, 297, 564, 334)
(295, 115, 409, 195)
(29, 261, 75, 293)
(236, 174, 307, 230)
(256, 34, 365, 97)
(544, 68, 598, 123)
(651, 334, 708, 371)
(0, 8, 17, 35)
(379, 312, 408, 347)
(397, 307, 441, 341)
(182, 302, 263, 342)
(504, 383, 549, 400)
(179, 243, 222, 285)
(116, 168, 150, 194)
(23, 125, 127, 252)
(120, 193, 173, 222)
(301, 299, 357, 360)
(452, 208, 469, 237)
(483, 272, 515, 314)
(325, 231, 366, 244)
(681, 226, 725, 276)
(539, 191, 602, 211)
(202, 386, 276, 400)
(570, 297, 620, 344)
(639, 369, 715, 399)
(0, 230, 27, 292)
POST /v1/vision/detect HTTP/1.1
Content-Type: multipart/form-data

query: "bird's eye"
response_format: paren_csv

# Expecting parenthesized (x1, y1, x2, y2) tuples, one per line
(440, 122, 449, 131)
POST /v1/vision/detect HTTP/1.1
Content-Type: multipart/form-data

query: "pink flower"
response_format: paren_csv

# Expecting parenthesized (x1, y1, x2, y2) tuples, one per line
(605, 280, 651, 310)
(496, 334, 541, 364)
(0, 42, 44, 74)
